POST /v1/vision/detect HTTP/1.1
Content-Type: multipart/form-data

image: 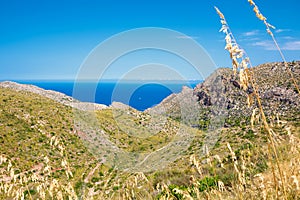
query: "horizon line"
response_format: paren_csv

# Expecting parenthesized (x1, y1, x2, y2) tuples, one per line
(1, 79, 203, 82)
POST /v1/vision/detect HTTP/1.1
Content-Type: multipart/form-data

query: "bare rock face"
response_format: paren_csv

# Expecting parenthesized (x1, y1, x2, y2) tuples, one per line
(0, 81, 108, 111)
(147, 61, 300, 128)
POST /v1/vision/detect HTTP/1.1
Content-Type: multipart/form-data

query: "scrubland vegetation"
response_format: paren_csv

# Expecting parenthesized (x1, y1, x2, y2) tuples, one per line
(1, 0, 300, 199)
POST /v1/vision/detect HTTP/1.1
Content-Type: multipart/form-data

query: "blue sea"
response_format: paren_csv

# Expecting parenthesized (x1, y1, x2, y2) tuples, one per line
(17, 80, 201, 111)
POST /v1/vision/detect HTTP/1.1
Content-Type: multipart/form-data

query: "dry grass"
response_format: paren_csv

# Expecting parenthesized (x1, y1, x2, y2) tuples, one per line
(155, 123, 300, 200)
(0, 136, 77, 199)
(215, 5, 288, 194)
(1, 2, 300, 200)
(247, 0, 300, 94)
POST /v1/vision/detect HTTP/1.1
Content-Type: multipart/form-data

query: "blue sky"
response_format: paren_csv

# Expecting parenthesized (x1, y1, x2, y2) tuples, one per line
(0, 0, 299, 80)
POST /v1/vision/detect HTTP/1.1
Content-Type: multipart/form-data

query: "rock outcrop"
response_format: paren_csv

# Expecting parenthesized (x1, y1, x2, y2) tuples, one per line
(147, 61, 300, 128)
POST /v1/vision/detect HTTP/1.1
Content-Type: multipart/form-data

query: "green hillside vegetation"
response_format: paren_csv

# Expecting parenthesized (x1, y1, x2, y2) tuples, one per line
(95, 108, 200, 153)
(0, 88, 102, 198)
(1, 0, 300, 198)
(0, 87, 204, 198)
(1, 62, 299, 199)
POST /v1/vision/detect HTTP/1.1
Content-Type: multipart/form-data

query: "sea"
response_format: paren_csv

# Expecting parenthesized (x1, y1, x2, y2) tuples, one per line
(16, 80, 201, 111)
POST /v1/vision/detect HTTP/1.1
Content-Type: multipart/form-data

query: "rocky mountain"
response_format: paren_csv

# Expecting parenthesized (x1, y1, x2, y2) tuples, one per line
(147, 61, 300, 129)
(2, 61, 299, 130)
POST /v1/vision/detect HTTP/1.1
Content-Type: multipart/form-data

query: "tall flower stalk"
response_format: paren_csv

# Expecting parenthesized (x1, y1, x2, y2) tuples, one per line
(214, 6, 287, 199)
(247, 0, 300, 94)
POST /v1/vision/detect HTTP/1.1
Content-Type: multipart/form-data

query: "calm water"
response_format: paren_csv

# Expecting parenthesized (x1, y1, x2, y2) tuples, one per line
(17, 80, 201, 111)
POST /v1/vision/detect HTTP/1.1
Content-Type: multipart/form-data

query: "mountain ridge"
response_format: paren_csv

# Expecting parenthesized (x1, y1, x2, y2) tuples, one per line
(2, 61, 299, 129)
(147, 61, 300, 128)
(0, 81, 108, 111)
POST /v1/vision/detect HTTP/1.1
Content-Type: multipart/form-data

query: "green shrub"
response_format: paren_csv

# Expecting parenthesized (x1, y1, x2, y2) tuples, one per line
(197, 176, 218, 192)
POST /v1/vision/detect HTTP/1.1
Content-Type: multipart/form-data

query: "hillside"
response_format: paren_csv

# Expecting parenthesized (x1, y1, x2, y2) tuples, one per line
(0, 61, 299, 199)
(0, 82, 203, 199)
(0, 81, 107, 111)
(147, 61, 300, 129)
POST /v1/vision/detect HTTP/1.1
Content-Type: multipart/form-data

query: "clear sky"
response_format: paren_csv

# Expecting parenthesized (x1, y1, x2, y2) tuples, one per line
(0, 0, 299, 80)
